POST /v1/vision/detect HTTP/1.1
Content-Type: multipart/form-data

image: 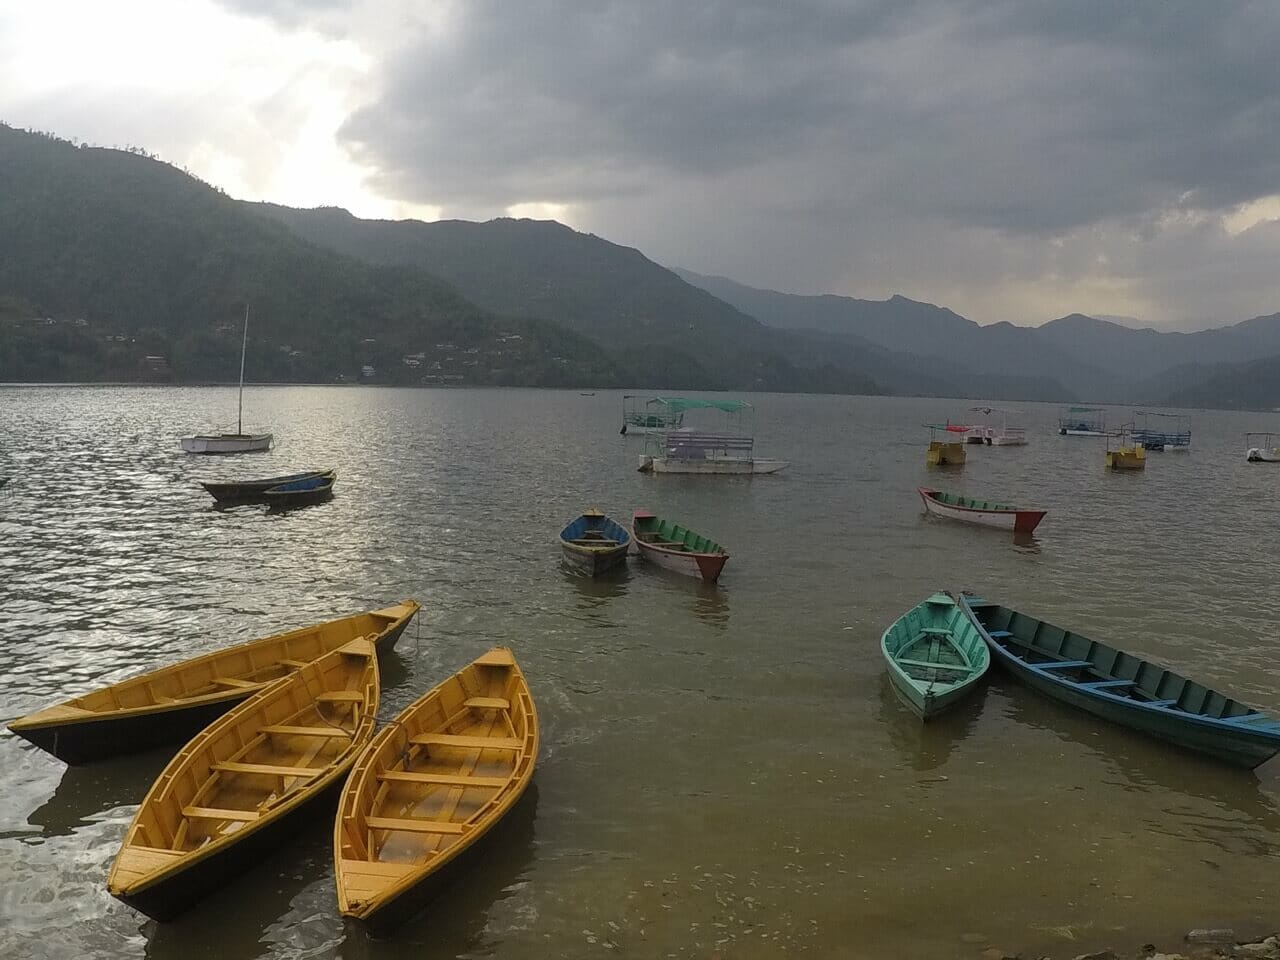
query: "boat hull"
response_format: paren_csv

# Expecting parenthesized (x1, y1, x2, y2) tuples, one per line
(1060, 429, 1104, 437)
(201, 470, 333, 503)
(634, 542, 728, 581)
(643, 456, 789, 475)
(180, 434, 273, 454)
(559, 543, 628, 575)
(264, 477, 335, 507)
(1247, 448, 1280, 463)
(961, 598, 1280, 768)
(9, 603, 417, 764)
(1105, 446, 1146, 470)
(918, 488, 1045, 534)
(115, 776, 343, 921)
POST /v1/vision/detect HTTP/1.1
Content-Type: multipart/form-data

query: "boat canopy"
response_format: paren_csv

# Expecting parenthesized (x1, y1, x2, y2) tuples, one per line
(649, 397, 752, 414)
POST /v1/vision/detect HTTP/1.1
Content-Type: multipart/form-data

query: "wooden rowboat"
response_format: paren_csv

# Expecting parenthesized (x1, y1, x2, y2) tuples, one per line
(201, 470, 334, 503)
(558, 509, 630, 576)
(631, 511, 728, 583)
(335, 647, 537, 935)
(107, 637, 380, 920)
(881, 593, 990, 720)
(960, 595, 1280, 768)
(8, 601, 419, 764)
(264, 473, 335, 506)
(918, 488, 1047, 534)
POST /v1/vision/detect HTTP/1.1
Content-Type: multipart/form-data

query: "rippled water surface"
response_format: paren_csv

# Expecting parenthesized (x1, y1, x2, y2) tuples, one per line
(2, 386, 1279, 959)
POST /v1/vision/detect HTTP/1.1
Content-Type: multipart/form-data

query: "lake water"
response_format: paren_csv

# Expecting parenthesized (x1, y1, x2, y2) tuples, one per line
(2, 385, 1279, 960)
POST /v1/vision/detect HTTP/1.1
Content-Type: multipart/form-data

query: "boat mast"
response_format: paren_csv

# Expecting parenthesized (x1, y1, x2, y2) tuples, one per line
(238, 304, 249, 435)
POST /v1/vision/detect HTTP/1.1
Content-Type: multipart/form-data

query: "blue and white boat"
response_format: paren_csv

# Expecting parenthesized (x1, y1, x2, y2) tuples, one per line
(558, 509, 630, 575)
(960, 595, 1280, 768)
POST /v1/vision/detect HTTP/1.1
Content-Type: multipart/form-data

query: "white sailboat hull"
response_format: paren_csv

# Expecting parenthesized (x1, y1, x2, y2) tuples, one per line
(1247, 447, 1280, 463)
(180, 433, 273, 454)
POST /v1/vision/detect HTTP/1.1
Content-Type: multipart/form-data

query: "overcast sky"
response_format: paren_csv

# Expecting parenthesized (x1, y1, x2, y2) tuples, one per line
(4, 0, 1280, 329)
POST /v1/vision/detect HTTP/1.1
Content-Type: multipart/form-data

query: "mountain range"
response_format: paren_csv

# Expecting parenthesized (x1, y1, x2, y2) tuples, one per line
(2, 122, 1280, 408)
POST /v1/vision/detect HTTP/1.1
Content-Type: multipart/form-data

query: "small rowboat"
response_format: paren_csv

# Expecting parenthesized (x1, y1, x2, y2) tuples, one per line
(960, 595, 1280, 768)
(881, 593, 990, 720)
(918, 488, 1046, 534)
(8, 601, 419, 764)
(201, 470, 334, 503)
(107, 637, 380, 920)
(631, 511, 729, 583)
(558, 509, 630, 576)
(335, 647, 537, 935)
(264, 473, 335, 506)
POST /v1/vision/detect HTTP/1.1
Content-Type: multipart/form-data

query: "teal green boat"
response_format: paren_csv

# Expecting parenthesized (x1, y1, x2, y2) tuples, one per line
(881, 593, 991, 720)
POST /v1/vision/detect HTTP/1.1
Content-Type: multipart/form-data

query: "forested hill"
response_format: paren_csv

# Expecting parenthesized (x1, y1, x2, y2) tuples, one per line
(0, 125, 616, 385)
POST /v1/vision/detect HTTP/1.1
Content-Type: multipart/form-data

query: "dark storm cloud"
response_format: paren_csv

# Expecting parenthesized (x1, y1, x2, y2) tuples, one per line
(331, 0, 1280, 235)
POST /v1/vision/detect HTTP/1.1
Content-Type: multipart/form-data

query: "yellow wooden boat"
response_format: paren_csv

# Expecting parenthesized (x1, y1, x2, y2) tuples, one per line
(334, 648, 537, 935)
(107, 637, 380, 921)
(8, 601, 418, 764)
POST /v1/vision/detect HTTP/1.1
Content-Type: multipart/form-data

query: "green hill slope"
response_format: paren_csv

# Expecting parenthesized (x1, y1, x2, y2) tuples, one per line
(0, 125, 617, 385)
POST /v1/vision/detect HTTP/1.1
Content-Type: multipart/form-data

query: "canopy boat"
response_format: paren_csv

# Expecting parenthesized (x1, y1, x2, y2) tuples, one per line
(558, 509, 630, 575)
(335, 647, 537, 935)
(621, 395, 685, 435)
(881, 593, 990, 720)
(968, 406, 1027, 446)
(1105, 427, 1146, 470)
(201, 470, 334, 503)
(264, 473, 335, 506)
(1131, 411, 1191, 451)
(636, 399, 788, 475)
(631, 511, 728, 582)
(107, 637, 380, 920)
(960, 596, 1280, 768)
(918, 488, 1046, 534)
(8, 601, 419, 764)
(180, 305, 272, 454)
(924, 423, 968, 466)
(1246, 433, 1280, 463)
(1057, 406, 1106, 437)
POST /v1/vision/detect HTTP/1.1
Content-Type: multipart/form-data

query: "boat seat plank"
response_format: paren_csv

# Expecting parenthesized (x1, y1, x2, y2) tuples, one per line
(339, 858, 416, 878)
(917, 627, 953, 635)
(1144, 699, 1178, 707)
(182, 805, 260, 822)
(260, 724, 351, 738)
(365, 816, 467, 834)
(212, 677, 260, 689)
(277, 658, 311, 668)
(1079, 679, 1134, 689)
(464, 697, 511, 710)
(986, 630, 1013, 638)
(212, 761, 326, 777)
(315, 691, 365, 702)
(1035, 660, 1094, 670)
(474, 649, 515, 667)
(410, 734, 523, 751)
(378, 770, 508, 788)
(895, 658, 971, 671)
(569, 538, 622, 546)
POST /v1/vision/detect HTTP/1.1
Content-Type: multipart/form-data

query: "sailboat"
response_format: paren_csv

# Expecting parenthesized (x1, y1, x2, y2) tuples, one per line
(179, 305, 273, 454)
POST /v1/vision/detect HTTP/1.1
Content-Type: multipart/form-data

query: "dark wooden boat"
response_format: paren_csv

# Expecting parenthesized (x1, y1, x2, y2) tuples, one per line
(201, 470, 333, 503)
(8, 602, 418, 764)
(960, 595, 1280, 768)
(107, 637, 380, 920)
(335, 648, 537, 935)
(558, 509, 630, 575)
(264, 473, 335, 506)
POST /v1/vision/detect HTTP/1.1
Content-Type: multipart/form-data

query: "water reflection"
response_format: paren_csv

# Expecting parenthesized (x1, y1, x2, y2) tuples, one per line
(142, 819, 334, 960)
(344, 782, 540, 955)
(876, 673, 985, 771)
(1001, 680, 1280, 856)
(28, 750, 172, 838)
(564, 564, 631, 608)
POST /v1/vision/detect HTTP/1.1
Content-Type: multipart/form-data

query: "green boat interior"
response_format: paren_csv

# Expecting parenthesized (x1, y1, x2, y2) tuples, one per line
(633, 516, 723, 554)
(931, 491, 1017, 512)
(884, 594, 987, 687)
(968, 601, 1272, 723)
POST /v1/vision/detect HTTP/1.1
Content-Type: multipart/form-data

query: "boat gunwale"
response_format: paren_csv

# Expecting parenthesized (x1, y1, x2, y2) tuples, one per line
(959, 596, 1280, 740)
(917, 487, 1035, 516)
(557, 513, 632, 557)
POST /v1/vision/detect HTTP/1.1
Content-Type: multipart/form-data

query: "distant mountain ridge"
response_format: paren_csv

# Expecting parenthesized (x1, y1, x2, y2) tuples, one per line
(675, 268, 1280, 406)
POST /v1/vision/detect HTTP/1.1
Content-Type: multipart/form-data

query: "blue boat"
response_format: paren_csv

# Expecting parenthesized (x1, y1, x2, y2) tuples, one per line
(558, 509, 630, 576)
(960, 595, 1280, 768)
(264, 472, 335, 506)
